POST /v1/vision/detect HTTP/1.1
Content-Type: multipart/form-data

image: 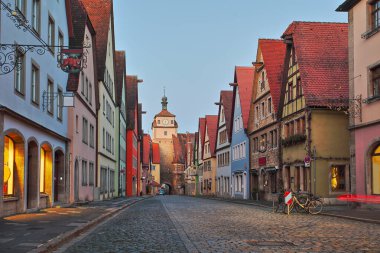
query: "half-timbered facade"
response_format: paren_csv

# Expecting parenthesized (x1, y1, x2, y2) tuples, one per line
(280, 22, 350, 202)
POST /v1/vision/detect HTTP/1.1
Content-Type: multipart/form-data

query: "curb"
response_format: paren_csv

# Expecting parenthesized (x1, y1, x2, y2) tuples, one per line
(29, 196, 153, 253)
(194, 195, 380, 224)
(194, 196, 272, 209)
(320, 212, 380, 225)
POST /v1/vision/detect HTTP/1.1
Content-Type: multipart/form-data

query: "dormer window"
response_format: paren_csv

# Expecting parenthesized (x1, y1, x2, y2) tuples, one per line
(158, 120, 160, 124)
(261, 71, 265, 91)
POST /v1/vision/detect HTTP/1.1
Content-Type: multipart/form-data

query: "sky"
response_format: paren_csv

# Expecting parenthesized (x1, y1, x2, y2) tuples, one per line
(113, 0, 347, 134)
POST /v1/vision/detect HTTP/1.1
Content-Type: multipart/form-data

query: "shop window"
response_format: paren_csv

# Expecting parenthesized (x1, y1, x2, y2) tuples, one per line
(331, 165, 346, 192)
(40, 148, 46, 192)
(3, 136, 15, 196)
(372, 145, 380, 194)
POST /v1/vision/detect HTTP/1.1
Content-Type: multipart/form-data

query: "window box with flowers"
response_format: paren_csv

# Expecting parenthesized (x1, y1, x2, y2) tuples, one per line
(281, 134, 307, 147)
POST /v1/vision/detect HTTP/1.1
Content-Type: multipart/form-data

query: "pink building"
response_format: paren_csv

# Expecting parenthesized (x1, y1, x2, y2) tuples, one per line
(338, 0, 380, 195)
(66, 0, 97, 202)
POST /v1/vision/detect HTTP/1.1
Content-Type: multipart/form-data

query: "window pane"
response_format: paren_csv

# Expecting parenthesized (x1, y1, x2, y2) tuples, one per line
(331, 165, 345, 192)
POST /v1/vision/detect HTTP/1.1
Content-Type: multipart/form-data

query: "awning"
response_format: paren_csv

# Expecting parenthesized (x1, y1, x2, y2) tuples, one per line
(265, 167, 278, 174)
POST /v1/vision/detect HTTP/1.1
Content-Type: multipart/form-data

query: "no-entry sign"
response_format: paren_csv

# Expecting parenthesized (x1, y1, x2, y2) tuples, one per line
(284, 191, 293, 205)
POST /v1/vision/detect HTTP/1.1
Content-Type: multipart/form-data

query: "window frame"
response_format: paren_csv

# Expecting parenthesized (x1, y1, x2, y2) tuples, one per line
(31, 62, 40, 105)
(14, 47, 25, 96)
(57, 87, 63, 121)
(32, 0, 41, 35)
(48, 15, 55, 54)
(47, 78, 54, 115)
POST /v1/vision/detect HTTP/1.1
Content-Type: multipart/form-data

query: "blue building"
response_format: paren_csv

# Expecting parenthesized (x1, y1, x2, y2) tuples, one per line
(230, 67, 254, 199)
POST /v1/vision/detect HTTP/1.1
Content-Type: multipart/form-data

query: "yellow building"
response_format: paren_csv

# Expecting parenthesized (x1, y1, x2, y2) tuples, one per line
(280, 22, 350, 202)
(151, 142, 161, 194)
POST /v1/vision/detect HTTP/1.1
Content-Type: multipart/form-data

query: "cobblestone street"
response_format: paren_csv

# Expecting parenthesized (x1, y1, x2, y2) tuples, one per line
(62, 196, 380, 253)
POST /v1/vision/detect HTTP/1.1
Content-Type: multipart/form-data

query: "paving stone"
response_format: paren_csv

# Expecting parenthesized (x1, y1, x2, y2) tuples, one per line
(64, 196, 380, 252)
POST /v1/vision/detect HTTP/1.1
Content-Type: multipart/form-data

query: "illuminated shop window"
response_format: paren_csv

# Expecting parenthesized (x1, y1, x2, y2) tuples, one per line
(372, 145, 380, 194)
(3, 136, 15, 196)
(331, 165, 346, 192)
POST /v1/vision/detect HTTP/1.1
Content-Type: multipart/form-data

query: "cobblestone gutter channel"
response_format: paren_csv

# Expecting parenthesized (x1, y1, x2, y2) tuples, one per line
(29, 197, 152, 253)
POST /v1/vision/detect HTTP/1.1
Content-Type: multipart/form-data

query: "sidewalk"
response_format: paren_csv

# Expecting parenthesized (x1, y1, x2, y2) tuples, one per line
(0, 196, 151, 253)
(195, 195, 380, 224)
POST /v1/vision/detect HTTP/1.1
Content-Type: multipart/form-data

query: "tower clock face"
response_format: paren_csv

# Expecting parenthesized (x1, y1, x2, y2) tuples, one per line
(162, 119, 169, 125)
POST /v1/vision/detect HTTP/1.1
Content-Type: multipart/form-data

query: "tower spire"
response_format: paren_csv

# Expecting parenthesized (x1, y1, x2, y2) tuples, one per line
(161, 86, 168, 110)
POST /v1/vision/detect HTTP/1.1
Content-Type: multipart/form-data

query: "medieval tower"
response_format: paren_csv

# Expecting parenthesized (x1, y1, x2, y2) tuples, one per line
(151, 94, 185, 194)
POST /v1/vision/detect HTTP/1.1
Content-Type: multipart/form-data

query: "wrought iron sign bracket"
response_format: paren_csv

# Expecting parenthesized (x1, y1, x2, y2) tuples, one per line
(0, 0, 91, 75)
(42, 91, 75, 112)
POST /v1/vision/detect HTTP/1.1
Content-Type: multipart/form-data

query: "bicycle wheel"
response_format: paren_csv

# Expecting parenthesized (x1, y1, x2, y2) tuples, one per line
(308, 199, 323, 214)
(294, 196, 309, 213)
(275, 202, 286, 213)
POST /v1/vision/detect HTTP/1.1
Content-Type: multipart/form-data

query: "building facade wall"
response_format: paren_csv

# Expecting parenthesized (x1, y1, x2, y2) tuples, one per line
(231, 88, 249, 199)
(97, 18, 116, 200)
(68, 25, 97, 203)
(0, 0, 69, 216)
(350, 1, 380, 195)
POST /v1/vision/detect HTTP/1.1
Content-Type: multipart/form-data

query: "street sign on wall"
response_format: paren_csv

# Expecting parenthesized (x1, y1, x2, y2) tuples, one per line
(304, 156, 311, 167)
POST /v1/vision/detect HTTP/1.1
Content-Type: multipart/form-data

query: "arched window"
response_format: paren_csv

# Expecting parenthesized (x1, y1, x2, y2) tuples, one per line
(372, 145, 380, 194)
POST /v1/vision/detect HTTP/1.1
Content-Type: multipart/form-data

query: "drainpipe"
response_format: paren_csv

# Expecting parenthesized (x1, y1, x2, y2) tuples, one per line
(118, 113, 121, 197)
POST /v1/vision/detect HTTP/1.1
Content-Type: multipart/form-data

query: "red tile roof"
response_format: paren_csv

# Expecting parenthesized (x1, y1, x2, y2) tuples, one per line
(185, 133, 195, 166)
(81, 0, 114, 80)
(154, 109, 176, 118)
(198, 117, 206, 153)
(152, 143, 160, 164)
(142, 134, 151, 166)
(234, 67, 255, 129)
(205, 115, 218, 157)
(115, 51, 126, 107)
(126, 75, 138, 130)
(218, 91, 234, 140)
(258, 39, 286, 113)
(281, 22, 349, 107)
(172, 134, 187, 164)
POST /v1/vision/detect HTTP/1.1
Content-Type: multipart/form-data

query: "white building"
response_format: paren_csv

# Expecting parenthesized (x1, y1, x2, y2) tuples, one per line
(0, 0, 69, 216)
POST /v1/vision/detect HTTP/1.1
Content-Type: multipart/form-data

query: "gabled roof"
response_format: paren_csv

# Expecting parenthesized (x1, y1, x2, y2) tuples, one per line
(115, 51, 126, 107)
(138, 104, 143, 137)
(81, 0, 114, 80)
(234, 66, 255, 129)
(142, 134, 151, 166)
(65, 0, 96, 93)
(204, 115, 218, 157)
(198, 118, 206, 151)
(172, 134, 187, 164)
(152, 143, 160, 164)
(126, 75, 138, 130)
(155, 110, 176, 118)
(258, 39, 286, 113)
(336, 0, 360, 11)
(281, 22, 349, 107)
(185, 133, 195, 166)
(218, 91, 234, 140)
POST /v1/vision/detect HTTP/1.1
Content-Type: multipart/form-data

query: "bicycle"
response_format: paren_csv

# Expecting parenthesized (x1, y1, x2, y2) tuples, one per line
(280, 191, 323, 215)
